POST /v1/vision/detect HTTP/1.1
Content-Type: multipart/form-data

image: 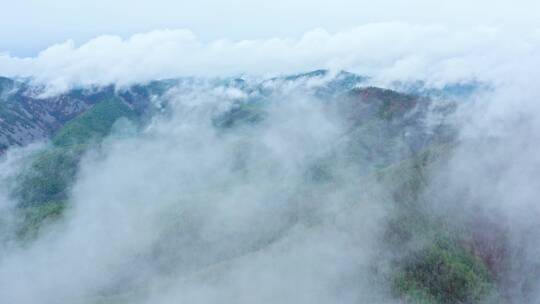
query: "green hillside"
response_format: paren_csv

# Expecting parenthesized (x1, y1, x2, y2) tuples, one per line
(377, 145, 502, 303)
(11, 97, 138, 241)
(53, 97, 136, 146)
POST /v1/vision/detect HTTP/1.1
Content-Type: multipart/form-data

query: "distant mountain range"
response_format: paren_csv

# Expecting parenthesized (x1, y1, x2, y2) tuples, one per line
(0, 70, 477, 154)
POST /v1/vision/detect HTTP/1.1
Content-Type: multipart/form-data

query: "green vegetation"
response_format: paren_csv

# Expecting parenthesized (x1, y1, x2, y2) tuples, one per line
(394, 236, 497, 304)
(378, 144, 501, 303)
(16, 201, 66, 240)
(14, 98, 136, 207)
(14, 144, 86, 206)
(214, 101, 266, 129)
(12, 97, 137, 240)
(53, 97, 136, 146)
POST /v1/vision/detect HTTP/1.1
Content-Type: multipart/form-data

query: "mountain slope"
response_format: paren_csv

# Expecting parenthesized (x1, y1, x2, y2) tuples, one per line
(0, 71, 509, 304)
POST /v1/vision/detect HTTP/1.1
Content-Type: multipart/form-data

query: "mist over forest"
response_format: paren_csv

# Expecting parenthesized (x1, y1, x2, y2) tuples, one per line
(2, 2, 540, 303)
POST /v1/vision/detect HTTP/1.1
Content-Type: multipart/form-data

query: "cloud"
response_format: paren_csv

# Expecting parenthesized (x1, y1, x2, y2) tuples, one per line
(1, 24, 539, 93)
(2, 0, 540, 57)
(0, 83, 398, 303)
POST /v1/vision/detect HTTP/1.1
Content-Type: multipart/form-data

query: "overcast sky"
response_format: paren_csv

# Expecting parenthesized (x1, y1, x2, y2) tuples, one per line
(2, 0, 540, 56)
(1, 0, 539, 92)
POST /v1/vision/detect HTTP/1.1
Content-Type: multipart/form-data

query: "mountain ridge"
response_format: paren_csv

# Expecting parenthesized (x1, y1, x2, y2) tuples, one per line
(0, 70, 471, 155)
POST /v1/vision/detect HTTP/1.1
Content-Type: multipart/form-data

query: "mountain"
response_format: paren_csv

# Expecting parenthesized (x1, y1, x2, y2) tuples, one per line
(2, 70, 480, 156)
(2, 71, 444, 206)
(0, 71, 513, 304)
(0, 79, 170, 154)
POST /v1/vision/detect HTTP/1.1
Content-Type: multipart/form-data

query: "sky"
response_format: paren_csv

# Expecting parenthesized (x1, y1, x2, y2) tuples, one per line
(0, 0, 540, 92)
(2, 0, 540, 57)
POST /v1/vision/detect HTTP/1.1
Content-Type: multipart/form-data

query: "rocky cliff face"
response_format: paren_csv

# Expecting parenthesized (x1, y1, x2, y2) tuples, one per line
(0, 78, 163, 154)
(0, 79, 107, 152)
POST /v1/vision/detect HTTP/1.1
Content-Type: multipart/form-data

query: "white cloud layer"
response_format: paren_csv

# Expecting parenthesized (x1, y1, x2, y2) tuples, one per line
(2, 0, 540, 56)
(0, 85, 394, 304)
(1, 24, 539, 92)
